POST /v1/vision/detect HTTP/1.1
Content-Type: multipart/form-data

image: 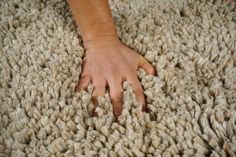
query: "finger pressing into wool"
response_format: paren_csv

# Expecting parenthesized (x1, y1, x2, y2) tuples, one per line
(126, 74, 147, 112)
(137, 55, 156, 75)
(75, 74, 91, 92)
(91, 77, 106, 117)
(107, 77, 124, 120)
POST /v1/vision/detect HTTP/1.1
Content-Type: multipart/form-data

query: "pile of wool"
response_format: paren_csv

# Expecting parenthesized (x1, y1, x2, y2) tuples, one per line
(0, 0, 236, 156)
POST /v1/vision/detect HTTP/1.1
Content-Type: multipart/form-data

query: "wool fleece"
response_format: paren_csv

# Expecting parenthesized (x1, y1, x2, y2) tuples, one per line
(0, 0, 236, 156)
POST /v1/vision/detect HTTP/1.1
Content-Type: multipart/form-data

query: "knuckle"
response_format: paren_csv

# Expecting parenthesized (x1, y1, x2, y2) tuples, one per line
(111, 90, 123, 102)
(133, 86, 144, 95)
(149, 66, 155, 74)
(78, 74, 90, 87)
(92, 90, 101, 97)
(138, 55, 146, 65)
(109, 70, 120, 77)
(82, 57, 87, 63)
(92, 80, 102, 87)
(79, 78, 88, 85)
(92, 87, 104, 97)
(92, 77, 106, 88)
(80, 73, 90, 80)
(126, 68, 136, 75)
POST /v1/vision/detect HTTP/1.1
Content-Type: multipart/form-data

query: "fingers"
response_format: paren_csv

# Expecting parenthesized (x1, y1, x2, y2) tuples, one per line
(92, 77, 106, 97)
(75, 74, 91, 92)
(126, 74, 147, 112)
(138, 55, 156, 75)
(107, 77, 124, 120)
(91, 77, 106, 116)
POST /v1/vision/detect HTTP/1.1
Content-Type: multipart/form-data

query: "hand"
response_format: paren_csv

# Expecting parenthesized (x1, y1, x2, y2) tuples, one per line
(75, 36, 155, 120)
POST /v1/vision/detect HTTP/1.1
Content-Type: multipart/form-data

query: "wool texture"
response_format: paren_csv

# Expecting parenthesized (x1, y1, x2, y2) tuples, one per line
(0, 0, 236, 156)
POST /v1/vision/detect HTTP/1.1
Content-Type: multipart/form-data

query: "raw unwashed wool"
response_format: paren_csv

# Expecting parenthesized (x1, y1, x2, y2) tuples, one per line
(0, 0, 236, 156)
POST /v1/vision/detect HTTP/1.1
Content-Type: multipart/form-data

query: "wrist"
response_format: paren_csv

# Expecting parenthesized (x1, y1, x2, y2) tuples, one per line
(83, 34, 120, 50)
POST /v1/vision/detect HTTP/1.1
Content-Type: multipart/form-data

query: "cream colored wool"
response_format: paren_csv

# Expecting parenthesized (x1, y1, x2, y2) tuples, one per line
(0, 0, 236, 156)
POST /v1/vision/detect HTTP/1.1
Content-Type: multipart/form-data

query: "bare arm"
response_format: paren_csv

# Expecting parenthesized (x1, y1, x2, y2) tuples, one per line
(67, 0, 118, 50)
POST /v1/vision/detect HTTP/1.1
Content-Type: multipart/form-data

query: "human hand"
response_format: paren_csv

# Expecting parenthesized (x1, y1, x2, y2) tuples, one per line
(75, 36, 155, 120)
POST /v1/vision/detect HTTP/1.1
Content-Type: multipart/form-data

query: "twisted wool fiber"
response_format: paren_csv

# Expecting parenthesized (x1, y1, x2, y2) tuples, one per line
(0, 0, 236, 156)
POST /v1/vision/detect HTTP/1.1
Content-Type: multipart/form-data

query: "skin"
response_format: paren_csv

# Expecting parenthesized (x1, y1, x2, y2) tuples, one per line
(67, 0, 156, 120)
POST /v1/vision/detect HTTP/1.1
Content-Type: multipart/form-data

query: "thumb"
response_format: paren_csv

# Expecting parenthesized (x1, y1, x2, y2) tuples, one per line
(137, 55, 156, 75)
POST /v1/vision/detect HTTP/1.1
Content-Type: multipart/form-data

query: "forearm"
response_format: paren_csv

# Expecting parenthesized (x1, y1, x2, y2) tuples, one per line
(67, 0, 118, 50)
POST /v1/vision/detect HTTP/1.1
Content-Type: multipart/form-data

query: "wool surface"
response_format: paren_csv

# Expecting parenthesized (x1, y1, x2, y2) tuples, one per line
(0, 0, 236, 156)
